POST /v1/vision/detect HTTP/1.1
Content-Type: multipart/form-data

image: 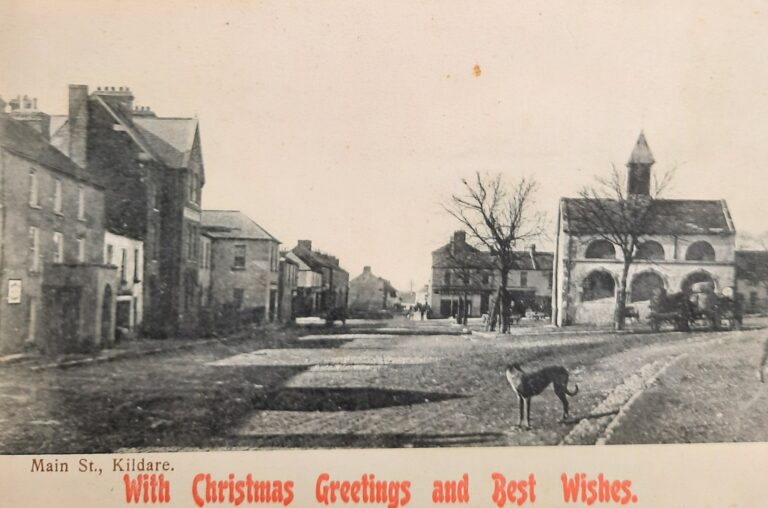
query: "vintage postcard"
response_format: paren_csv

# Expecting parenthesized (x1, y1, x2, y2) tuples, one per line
(1, 0, 767, 506)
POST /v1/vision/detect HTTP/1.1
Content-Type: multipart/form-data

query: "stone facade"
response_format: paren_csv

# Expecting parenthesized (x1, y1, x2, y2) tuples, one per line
(348, 266, 398, 312)
(553, 134, 737, 326)
(0, 107, 114, 353)
(735, 250, 768, 313)
(290, 240, 349, 314)
(430, 231, 553, 318)
(202, 211, 280, 323)
(49, 85, 205, 338)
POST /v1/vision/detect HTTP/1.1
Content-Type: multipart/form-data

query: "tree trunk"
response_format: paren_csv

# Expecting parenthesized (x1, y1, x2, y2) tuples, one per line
(614, 261, 631, 331)
(500, 270, 510, 333)
(487, 287, 502, 331)
(462, 292, 469, 325)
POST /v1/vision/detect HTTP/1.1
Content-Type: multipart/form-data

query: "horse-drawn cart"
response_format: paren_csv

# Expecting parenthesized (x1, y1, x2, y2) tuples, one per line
(648, 282, 742, 332)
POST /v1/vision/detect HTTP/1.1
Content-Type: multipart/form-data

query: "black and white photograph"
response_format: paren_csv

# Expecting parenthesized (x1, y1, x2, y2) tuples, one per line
(1, 0, 768, 468)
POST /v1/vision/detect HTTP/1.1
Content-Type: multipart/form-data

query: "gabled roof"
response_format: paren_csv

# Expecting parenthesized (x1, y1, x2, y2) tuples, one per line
(280, 252, 299, 266)
(92, 94, 158, 160)
(0, 113, 95, 184)
(52, 93, 201, 171)
(513, 251, 554, 271)
(735, 250, 768, 281)
(201, 210, 279, 242)
(431, 238, 552, 271)
(432, 241, 495, 269)
(133, 117, 199, 168)
(561, 198, 735, 235)
(283, 251, 315, 272)
(291, 245, 348, 274)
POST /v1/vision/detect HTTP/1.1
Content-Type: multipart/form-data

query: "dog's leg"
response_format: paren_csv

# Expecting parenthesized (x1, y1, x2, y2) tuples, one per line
(555, 385, 569, 422)
(517, 394, 524, 427)
(523, 397, 531, 429)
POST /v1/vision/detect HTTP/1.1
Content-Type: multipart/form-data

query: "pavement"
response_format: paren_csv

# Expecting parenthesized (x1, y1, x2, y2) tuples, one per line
(0, 317, 766, 453)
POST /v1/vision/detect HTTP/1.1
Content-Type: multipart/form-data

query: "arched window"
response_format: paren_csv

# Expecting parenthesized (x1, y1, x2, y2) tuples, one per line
(630, 272, 665, 302)
(636, 241, 665, 260)
(685, 241, 715, 261)
(582, 271, 616, 302)
(585, 240, 616, 259)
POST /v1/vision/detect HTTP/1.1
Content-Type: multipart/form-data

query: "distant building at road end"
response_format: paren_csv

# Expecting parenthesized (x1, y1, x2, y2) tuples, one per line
(552, 133, 737, 326)
(348, 266, 399, 314)
(429, 231, 553, 319)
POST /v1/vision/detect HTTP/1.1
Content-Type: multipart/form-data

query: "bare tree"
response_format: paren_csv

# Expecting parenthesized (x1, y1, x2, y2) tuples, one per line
(571, 165, 674, 330)
(445, 172, 547, 332)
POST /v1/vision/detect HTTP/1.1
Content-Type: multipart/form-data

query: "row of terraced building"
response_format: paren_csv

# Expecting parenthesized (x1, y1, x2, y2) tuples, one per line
(0, 86, 348, 354)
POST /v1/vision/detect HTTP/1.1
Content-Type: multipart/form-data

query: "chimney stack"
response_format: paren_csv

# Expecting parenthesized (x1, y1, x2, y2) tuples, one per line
(363, 266, 372, 275)
(92, 85, 134, 115)
(8, 95, 51, 140)
(297, 240, 312, 251)
(68, 85, 89, 168)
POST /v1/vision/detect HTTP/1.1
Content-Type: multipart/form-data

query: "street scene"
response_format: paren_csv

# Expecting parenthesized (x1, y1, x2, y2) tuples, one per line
(2, 2, 768, 458)
(1, 316, 767, 453)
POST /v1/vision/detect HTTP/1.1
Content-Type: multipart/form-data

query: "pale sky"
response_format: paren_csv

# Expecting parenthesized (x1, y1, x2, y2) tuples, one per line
(2, 0, 767, 290)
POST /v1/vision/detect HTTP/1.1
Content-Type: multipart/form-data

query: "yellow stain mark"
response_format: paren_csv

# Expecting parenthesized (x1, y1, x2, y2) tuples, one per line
(473, 64, 482, 77)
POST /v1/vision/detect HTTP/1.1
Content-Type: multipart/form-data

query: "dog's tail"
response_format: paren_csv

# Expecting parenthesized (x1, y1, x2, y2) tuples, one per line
(566, 383, 579, 396)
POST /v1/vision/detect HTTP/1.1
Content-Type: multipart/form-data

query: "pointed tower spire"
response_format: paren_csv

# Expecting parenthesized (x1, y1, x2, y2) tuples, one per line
(626, 131, 654, 195)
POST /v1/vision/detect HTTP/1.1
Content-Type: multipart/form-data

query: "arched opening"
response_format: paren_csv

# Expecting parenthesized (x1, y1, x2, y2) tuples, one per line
(582, 271, 616, 301)
(685, 241, 716, 261)
(636, 241, 665, 260)
(630, 271, 665, 302)
(101, 285, 113, 342)
(585, 240, 616, 259)
(681, 271, 715, 293)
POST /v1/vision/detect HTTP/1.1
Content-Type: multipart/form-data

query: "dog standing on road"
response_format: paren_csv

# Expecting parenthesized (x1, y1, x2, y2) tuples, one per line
(505, 363, 579, 429)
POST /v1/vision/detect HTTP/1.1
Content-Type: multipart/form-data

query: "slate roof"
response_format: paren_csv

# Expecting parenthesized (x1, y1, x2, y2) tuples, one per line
(283, 251, 314, 272)
(432, 240, 553, 271)
(133, 117, 199, 169)
(291, 245, 348, 274)
(0, 113, 97, 185)
(49, 96, 200, 172)
(735, 250, 768, 280)
(201, 210, 279, 242)
(561, 198, 735, 235)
